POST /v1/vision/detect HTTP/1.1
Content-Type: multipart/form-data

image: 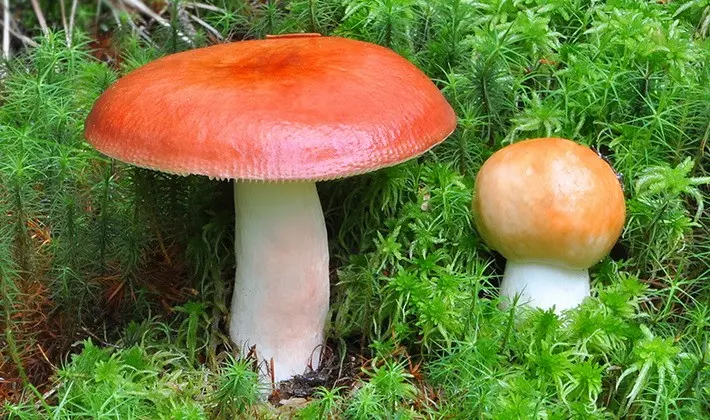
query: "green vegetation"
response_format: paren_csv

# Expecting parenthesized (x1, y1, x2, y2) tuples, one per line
(1, 0, 708, 418)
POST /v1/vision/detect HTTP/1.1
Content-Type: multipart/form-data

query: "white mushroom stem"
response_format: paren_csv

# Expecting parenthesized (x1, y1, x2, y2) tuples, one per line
(229, 181, 329, 384)
(499, 261, 590, 312)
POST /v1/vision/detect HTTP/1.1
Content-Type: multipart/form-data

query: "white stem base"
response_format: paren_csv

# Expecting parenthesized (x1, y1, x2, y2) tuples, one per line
(499, 261, 590, 312)
(229, 181, 329, 384)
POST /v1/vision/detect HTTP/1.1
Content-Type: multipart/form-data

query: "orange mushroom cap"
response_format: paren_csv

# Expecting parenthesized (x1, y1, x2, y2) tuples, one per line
(472, 138, 626, 269)
(84, 35, 457, 181)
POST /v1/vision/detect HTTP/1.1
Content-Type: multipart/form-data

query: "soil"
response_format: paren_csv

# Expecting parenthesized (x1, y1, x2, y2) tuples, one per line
(268, 338, 365, 405)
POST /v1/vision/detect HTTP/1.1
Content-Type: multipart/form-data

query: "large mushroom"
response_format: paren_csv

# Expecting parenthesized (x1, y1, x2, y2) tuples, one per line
(84, 34, 456, 382)
(471, 138, 626, 312)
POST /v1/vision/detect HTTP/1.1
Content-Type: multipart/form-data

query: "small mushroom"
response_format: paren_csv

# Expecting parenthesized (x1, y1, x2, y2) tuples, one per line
(471, 138, 626, 312)
(84, 34, 456, 382)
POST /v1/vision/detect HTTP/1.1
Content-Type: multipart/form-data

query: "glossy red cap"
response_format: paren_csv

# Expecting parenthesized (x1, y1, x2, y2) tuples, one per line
(84, 35, 457, 181)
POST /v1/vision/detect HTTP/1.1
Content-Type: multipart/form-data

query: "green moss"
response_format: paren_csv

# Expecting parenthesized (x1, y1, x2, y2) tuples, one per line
(1, 0, 708, 418)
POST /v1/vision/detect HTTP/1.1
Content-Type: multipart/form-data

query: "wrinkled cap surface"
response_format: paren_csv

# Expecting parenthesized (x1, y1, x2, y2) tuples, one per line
(84, 35, 457, 181)
(472, 138, 626, 269)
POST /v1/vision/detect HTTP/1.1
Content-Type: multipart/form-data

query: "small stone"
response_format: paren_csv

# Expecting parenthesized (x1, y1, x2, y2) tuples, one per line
(279, 397, 308, 407)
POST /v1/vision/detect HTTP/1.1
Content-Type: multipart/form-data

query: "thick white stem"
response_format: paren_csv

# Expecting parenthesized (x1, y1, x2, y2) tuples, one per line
(499, 261, 590, 312)
(229, 181, 329, 383)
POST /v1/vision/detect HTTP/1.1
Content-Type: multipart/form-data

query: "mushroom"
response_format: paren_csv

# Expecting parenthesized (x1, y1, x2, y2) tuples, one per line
(471, 138, 626, 312)
(84, 34, 457, 382)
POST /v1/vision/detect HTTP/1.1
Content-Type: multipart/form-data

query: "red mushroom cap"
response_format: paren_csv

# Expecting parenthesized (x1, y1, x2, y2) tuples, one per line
(84, 35, 457, 181)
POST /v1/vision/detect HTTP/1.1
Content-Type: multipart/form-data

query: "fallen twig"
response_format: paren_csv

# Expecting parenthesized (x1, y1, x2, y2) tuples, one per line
(30, 0, 49, 37)
(189, 13, 223, 41)
(68, 0, 79, 46)
(80, 326, 121, 349)
(120, 0, 195, 46)
(2, 0, 9, 60)
(185, 2, 228, 14)
(59, 0, 69, 45)
(0, 19, 39, 48)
